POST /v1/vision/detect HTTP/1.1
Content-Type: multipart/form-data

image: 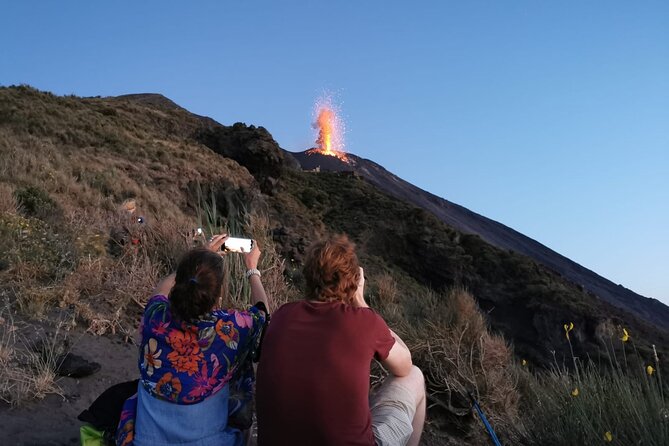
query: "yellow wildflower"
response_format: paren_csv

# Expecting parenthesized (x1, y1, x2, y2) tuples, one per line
(521, 359, 527, 367)
(621, 328, 630, 342)
(647, 365, 655, 376)
(571, 387, 579, 397)
(603, 431, 613, 442)
(564, 322, 574, 341)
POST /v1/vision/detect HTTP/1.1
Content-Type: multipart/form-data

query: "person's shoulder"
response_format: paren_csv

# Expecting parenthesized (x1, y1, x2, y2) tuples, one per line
(322, 302, 386, 326)
(143, 294, 169, 317)
(147, 294, 169, 306)
(347, 305, 391, 330)
(345, 304, 384, 319)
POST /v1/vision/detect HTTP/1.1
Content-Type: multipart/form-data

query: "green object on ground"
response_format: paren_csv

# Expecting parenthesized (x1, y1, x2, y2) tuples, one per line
(80, 424, 105, 446)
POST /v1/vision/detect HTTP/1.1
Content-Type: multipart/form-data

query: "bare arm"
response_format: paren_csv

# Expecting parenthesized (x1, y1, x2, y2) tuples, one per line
(352, 267, 412, 376)
(382, 329, 413, 377)
(244, 240, 272, 312)
(141, 272, 176, 341)
(153, 272, 176, 297)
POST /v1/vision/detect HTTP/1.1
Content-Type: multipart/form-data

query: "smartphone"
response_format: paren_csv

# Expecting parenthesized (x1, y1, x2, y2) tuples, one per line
(223, 237, 253, 253)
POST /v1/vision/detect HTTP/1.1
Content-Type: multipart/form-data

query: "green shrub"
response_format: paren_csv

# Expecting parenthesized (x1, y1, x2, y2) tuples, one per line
(14, 186, 60, 220)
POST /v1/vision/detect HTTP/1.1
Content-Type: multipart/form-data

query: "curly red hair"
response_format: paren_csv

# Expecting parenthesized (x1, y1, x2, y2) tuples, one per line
(303, 235, 360, 305)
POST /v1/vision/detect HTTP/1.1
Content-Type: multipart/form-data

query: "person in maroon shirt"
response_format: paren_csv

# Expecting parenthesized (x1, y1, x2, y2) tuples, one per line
(256, 235, 426, 446)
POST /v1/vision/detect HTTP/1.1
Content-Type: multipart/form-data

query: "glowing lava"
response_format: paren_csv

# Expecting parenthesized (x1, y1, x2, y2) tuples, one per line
(309, 94, 349, 162)
(316, 108, 335, 155)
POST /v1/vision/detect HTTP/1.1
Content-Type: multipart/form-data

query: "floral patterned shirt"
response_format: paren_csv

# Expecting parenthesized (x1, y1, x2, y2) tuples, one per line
(138, 294, 265, 404)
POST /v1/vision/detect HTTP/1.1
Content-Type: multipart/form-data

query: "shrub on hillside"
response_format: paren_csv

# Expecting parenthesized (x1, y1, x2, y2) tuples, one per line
(377, 287, 522, 444)
(14, 186, 61, 221)
(0, 213, 75, 285)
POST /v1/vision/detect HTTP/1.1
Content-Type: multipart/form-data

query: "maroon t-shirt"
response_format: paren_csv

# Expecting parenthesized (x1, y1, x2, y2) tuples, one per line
(256, 300, 396, 446)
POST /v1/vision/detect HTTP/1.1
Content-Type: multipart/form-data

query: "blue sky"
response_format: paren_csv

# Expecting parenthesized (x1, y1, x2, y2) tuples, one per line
(2, 1, 667, 304)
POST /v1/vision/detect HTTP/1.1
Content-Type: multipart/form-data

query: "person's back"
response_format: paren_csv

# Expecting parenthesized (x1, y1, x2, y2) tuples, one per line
(256, 300, 394, 445)
(256, 235, 426, 446)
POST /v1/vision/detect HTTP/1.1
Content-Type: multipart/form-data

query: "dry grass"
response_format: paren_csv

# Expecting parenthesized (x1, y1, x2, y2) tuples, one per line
(372, 273, 402, 320)
(248, 212, 297, 310)
(376, 274, 398, 302)
(6, 262, 54, 319)
(383, 288, 522, 444)
(0, 86, 262, 341)
(0, 306, 64, 405)
(0, 183, 18, 214)
(63, 253, 161, 337)
(51, 198, 288, 338)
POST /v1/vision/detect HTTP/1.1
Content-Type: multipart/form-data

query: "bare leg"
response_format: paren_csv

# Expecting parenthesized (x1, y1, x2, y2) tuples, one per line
(371, 365, 426, 446)
(401, 366, 426, 446)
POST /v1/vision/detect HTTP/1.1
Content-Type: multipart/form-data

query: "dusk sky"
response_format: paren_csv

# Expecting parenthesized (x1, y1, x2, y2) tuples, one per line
(2, 1, 667, 304)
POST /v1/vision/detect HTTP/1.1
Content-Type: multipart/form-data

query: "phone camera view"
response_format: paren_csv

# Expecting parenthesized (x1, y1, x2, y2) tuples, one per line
(222, 237, 253, 253)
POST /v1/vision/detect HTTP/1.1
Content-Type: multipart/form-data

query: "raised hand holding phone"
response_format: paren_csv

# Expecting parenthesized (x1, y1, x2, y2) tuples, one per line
(205, 234, 228, 253)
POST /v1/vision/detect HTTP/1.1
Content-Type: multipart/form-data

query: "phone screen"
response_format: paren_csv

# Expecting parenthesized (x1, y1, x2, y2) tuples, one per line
(223, 237, 253, 253)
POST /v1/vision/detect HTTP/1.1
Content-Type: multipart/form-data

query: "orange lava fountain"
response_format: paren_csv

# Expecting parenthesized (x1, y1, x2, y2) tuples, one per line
(309, 94, 349, 162)
(316, 108, 336, 155)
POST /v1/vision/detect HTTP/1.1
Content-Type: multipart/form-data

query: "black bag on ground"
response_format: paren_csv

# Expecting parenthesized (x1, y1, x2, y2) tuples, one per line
(78, 379, 139, 443)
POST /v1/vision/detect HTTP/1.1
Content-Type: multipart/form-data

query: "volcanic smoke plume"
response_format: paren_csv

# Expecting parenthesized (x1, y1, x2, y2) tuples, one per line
(309, 95, 348, 162)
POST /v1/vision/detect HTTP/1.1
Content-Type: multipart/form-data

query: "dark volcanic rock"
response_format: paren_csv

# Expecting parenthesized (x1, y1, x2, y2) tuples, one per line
(293, 149, 356, 172)
(56, 352, 101, 378)
(196, 123, 288, 194)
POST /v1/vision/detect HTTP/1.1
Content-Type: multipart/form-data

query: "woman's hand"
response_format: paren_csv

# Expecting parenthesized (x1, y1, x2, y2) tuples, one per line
(353, 267, 369, 308)
(206, 234, 228, 254)
(244, 239, 261, 270)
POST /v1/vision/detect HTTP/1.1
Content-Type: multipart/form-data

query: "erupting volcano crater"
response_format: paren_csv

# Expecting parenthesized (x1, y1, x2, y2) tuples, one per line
(306, 94, 351, 163)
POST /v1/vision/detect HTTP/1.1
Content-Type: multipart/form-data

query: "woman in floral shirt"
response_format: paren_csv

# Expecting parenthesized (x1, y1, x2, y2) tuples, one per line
(117, 235, 270, 446)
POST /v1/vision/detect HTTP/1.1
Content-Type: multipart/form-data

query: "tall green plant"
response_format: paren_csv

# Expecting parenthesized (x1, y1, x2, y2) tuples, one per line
(519, 325, 668, 445)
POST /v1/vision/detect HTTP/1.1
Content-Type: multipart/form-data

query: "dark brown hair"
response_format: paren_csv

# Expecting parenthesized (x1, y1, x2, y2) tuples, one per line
(303, 234, 360, 305)
(169, 248, 224, 321)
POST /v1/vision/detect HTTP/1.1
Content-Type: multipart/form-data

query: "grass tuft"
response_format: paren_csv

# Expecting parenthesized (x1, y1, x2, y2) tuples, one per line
(518, 329, 668, 444)
(0, 183, 18, 214)
(0, 305, 65, 405)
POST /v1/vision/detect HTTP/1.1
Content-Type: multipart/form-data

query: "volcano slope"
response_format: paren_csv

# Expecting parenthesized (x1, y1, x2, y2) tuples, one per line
(292, 151, 669, 333)
(0, 86, 667, 444)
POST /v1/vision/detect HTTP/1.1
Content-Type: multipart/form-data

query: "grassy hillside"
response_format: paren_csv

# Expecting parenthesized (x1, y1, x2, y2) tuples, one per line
(1, 86, 667, 444)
